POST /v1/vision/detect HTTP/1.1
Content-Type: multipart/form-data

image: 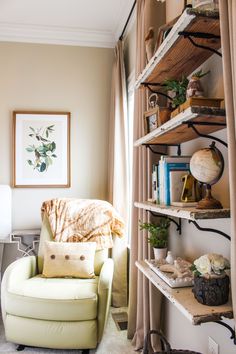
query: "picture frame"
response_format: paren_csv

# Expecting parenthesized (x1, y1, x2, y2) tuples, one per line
(155, 16, 180, 52)
(13, 111, 71, 188)
(144, 107, 159, 134)
(144, 106, 171, 134)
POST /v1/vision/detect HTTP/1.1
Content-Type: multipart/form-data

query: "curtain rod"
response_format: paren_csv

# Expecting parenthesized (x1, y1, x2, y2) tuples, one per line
(119, 0, 137, 41)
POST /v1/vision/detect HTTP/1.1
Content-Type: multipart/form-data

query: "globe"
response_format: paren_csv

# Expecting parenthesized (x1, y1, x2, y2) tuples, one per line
(190, 142, 224, 209)
(190, 142, 224, 185)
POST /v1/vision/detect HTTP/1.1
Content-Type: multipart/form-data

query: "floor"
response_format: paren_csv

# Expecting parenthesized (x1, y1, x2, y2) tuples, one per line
(0, 308, 136, 354)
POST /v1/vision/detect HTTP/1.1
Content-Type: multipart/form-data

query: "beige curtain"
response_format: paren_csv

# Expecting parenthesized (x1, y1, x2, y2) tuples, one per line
(219, 0, 236, 329)
(128, 0, 165, 350)
(108, 40, 128, 307)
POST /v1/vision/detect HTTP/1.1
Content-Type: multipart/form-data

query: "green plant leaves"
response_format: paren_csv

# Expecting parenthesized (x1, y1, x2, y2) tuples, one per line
(26, 124, 57, 173)
(139, 218, 170, 248)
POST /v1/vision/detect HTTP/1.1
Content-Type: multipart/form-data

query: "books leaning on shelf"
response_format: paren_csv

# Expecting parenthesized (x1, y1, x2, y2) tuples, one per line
(151, 163, 159, 204)
(158, 155, 191, 206)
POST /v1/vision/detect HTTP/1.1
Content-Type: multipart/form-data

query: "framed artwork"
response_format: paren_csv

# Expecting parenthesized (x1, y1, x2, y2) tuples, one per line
(144, 107, 159, 134)
(13, 111, 70, 188)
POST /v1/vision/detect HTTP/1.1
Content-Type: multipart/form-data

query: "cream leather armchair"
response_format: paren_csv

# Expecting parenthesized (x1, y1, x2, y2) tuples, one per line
(1, 215, 114, 352)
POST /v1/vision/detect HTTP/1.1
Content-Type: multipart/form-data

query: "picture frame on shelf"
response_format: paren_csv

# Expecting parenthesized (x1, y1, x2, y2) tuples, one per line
(144, 106, 171, 134)
(13, 111, 71, 188)
(144, 107, 159, 134)
(155, 16, 180, 52)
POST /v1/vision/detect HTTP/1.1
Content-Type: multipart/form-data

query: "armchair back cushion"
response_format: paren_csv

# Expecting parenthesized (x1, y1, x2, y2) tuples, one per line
(38, 214, 108, 276)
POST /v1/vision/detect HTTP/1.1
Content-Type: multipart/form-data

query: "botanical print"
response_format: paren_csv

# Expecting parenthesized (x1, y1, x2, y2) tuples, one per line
(26, 125, 57, 173)
(13, 111, 70, 187)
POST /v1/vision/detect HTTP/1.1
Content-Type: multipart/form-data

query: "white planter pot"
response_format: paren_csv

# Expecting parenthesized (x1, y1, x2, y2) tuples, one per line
(153, 247, 167, 260)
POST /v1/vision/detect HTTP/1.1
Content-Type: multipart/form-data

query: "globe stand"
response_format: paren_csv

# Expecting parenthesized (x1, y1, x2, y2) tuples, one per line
(196, 184, 223, 209)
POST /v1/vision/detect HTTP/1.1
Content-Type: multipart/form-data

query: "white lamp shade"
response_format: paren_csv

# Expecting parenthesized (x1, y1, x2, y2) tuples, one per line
(0, 185, 12, 239)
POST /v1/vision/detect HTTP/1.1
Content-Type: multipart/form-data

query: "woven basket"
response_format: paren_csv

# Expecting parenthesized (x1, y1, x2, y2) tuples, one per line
(143, 330, 202, 354)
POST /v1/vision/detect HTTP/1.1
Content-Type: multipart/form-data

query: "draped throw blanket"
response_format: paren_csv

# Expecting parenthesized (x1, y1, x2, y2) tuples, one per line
(41, 198, 124, 250)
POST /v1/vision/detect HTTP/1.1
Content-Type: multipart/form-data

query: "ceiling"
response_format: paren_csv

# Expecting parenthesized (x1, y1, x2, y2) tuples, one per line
(0, 0, 135, 48)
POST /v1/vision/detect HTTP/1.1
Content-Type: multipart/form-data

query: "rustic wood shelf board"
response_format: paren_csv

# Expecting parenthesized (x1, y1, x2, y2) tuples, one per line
(134, 201, 230, 220)
(135, 8, 220, 88)
(136, 261, 233, 325)
(134, 106, 226, 146)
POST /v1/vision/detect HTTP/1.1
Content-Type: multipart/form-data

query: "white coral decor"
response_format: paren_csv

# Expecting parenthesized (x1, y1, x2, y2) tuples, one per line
(193, 253, 230, 278)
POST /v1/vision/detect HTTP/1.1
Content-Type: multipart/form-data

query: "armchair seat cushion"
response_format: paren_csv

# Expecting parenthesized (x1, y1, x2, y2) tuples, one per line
(6, 275, 98, 321)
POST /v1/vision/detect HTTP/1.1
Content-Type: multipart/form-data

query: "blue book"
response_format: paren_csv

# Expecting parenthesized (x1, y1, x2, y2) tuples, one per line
(163, 160, 190, 205)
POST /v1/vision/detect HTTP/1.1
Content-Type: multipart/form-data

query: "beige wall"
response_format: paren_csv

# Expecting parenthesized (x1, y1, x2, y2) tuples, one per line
(0, 42, 113, 270)
(0, 42, 113, 229)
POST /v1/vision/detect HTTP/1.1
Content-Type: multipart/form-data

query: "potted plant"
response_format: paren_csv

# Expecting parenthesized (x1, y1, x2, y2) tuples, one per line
(191, 253, 230, 306)
(139, 218, 170, 260)
(163, 75, 189, 110)
(163, 70, 210, 111)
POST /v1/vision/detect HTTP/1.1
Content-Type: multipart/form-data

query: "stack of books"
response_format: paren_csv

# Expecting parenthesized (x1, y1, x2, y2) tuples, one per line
(151, 156, 191, 206)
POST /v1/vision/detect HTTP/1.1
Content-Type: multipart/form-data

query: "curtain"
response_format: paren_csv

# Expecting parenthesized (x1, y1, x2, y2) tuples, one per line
(128, 0, 165, 350)
(219, 0, 236, 329)
(108, 40, 128, 307)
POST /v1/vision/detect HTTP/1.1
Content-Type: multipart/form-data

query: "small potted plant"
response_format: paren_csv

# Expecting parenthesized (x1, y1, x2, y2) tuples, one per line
(163, 75, 189, 110)
(139, 218, 170, 260)
(191, 253, 230, 306)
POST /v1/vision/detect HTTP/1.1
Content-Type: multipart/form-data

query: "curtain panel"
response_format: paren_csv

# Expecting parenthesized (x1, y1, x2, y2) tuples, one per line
(108, 40, 128, 307)
(128, 0, 166, 350)
(219, 0, 236, 330)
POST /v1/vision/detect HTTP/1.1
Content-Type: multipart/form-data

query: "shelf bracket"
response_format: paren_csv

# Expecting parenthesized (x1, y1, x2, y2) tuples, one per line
(147, 210, 182, 235)
(142, 83, 173, 100)
(144, 144, 181, 156)
(178, 31, 222, 57)
(183, 121, 228, 148)
(145, 145, 167, 155)
(214, 321, 236, 345)
(188, 220, 231, 241)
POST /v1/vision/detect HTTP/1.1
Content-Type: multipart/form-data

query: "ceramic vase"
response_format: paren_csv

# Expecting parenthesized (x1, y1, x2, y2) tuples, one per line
(153, 247, 167, 260)
(186, 76, 204, 99)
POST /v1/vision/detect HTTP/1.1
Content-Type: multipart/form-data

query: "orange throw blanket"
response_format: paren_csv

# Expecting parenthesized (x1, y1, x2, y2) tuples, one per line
(41, 198, 124, 249)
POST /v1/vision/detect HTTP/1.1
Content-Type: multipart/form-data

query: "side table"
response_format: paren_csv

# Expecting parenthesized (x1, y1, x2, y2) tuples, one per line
(0, 229, 41, 279)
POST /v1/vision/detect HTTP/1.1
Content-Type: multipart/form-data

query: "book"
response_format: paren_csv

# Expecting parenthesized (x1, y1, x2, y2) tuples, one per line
(151, 164, 158, 202)
(169, 170, 188, 204)
(164, 163, 190, 205)
(158, 156, 191, 205)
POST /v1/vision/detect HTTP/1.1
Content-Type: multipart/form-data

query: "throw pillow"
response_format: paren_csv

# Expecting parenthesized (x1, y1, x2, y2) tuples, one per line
(42, 241, 96, 278)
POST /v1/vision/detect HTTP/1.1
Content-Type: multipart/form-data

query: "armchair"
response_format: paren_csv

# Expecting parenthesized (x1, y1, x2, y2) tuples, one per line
(1, 214, 114, 352)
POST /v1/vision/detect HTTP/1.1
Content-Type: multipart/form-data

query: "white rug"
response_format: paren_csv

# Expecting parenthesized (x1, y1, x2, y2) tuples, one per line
(0, 308, 136, 354)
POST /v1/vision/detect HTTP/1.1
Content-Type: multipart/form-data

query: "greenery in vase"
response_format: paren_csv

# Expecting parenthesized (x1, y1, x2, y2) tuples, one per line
(139, 217, 170, 248)
(26, 125, 57, 173)
(163, 70, 210, 109)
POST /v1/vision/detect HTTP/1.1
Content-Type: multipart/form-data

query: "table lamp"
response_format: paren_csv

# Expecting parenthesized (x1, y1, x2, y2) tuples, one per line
(0, 185, 12, 239)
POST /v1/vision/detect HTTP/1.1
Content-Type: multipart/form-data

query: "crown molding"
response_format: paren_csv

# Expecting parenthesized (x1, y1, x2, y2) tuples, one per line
(0, 22, 116, 48)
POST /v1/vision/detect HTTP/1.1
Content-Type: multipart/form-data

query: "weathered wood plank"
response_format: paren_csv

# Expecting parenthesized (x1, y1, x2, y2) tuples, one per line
(136, 261, 233, 325)
(134, 201, 230, 220)
(135, 9, 220, 88)
(134, 106, 226, 147)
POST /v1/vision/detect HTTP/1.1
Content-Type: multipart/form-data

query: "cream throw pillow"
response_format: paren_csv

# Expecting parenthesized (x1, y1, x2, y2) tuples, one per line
(42, 241, 96, 278)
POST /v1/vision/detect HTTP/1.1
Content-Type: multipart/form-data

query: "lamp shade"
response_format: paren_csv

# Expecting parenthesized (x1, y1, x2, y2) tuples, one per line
(0, 185, 12, 239)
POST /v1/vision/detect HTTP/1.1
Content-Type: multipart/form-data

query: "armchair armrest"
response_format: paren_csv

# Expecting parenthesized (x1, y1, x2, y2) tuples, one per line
(1, 256, 37, 324)
(97, 258, 114, 342)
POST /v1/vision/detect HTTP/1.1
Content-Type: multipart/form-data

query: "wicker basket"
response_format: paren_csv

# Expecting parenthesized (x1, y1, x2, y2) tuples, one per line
(143, 330, 202, 354)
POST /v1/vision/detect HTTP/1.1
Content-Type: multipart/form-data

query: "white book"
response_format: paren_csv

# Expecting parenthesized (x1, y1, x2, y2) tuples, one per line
(169, 170, 187, 203)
